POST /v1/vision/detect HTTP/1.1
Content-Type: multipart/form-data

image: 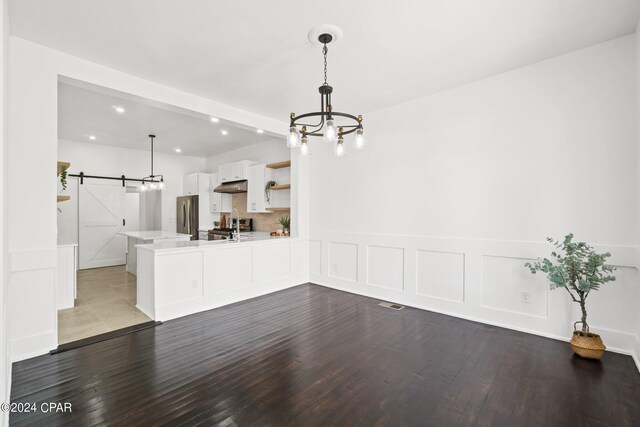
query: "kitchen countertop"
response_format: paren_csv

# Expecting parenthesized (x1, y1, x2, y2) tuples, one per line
(137, 232, 290, 253)
(119, 230, 192, 240)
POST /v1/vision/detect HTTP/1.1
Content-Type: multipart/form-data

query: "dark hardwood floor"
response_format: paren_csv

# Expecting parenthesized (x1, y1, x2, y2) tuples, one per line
(10, 284, 640, 426)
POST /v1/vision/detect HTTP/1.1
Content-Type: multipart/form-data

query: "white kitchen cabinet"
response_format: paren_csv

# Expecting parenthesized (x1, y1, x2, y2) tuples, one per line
(209, 173, 232, 213)
(218, 160, 256, 183)
(183, 173, 217, 231)
(183, 173, 198, 195)
(218, 164, 232, 183)
(247, 164, 270, 213)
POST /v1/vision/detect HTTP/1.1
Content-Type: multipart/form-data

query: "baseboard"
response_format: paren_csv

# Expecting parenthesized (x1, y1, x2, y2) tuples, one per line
(633, 335, 640, 373)
(311, 279, 640, 372)
(10, 331, 57, 362)
(1, 369, 10, 427)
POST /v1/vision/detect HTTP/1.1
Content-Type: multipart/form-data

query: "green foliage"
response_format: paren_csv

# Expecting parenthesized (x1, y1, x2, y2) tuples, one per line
(264, 180, 277, 203)
(279, 216, 290, 229)
(525, 233, 616, 333)
(58, 170, 68, 191)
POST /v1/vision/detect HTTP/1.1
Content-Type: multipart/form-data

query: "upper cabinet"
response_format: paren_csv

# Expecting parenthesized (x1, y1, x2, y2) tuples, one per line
(247, 164, 269, 213)
(183, 173, 212, 196)
(183, 173, 199, 196)
(209, 173, 232, 213)
(219, 160, 255, 183)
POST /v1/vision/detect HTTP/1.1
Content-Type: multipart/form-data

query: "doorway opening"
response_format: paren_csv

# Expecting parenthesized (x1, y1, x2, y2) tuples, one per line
(57, 180, 157, 345)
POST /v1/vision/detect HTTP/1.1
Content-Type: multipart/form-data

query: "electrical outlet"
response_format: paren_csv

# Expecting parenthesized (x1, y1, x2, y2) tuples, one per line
(521, 291, 531, 304)
(332, 262, 339, 273)
(192, 280, 198, 289)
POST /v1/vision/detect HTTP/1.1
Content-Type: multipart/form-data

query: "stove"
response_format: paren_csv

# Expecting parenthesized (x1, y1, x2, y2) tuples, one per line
(205, 218, 253, 240)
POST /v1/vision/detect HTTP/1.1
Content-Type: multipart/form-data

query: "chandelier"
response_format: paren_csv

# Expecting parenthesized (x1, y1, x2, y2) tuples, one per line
(139, 134, 165, 191)
(287, 27, 365, 157)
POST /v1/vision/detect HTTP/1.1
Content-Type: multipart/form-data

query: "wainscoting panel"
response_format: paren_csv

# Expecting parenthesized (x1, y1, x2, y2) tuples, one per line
(204, 246, 253, 294)
(328, 242, 358, 282)
(416, 250, 465, 303)
(366, 245, 404, 291)
(309, 230, 640, 363)
(309, 240, 322, 275)
(254, 241, 291, 284)
(9, 248, 59, 361)
(481, 255, 549, 319)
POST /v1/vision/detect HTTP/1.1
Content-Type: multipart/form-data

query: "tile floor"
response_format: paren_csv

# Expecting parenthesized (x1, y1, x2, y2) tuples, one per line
(57, 265, 151, 344)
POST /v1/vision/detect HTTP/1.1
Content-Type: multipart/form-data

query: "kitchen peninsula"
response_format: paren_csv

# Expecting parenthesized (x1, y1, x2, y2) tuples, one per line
(135, 235, 308, 321)
(120, 230, 192, 275)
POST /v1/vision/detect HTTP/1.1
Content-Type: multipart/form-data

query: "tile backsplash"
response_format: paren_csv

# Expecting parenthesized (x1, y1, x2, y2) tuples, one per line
(220, 193, 289, 233)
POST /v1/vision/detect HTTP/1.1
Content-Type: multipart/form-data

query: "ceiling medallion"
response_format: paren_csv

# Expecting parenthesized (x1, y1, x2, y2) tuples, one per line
(287, 26, 365, 157)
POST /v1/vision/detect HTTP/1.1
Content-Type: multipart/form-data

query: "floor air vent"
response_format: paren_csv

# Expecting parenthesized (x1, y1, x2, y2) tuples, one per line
(379, 302, 405, 310)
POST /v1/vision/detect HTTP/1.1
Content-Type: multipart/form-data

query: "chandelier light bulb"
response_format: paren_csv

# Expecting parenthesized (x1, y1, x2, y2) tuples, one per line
(324, 119, 337, 142)
(334, 137, 345, 157)
(288, 126, 301, 148)
(300, 136, 309, 156)
(158, 181, 165, 190)
(354, 127, 366, 149)
(149, 182, 156, 190)
(140, 183, 147, 192)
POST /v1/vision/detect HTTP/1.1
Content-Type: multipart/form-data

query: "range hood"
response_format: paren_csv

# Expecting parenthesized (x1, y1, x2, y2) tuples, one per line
(214, 180, 247, 194)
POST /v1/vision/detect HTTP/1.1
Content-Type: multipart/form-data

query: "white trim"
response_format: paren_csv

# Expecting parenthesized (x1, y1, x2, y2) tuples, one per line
(310, 278, 640, 370)
(10, 331, 56, 362)
(10, 248, 57, 272)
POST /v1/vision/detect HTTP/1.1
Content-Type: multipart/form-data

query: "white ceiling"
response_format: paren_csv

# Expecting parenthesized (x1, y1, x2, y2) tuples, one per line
(58, 80, 277, 157)
(11, 0, 640, 122)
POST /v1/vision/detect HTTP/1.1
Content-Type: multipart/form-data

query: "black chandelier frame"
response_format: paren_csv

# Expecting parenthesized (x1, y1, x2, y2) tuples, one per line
(141, 134, 164, 186)
(289, 33, 363, 139)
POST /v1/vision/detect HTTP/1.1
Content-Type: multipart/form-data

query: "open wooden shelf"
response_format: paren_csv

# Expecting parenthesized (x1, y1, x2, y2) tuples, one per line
(266, 207, 290, 212)
(270, 184, 291, 190)
(266, 160, 291, 169)
(57, 195, 71, 202)
(57, 161, 70, 175)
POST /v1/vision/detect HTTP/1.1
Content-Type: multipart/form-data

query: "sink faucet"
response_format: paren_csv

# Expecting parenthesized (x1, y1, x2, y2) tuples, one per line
(231, 208, 240, 242)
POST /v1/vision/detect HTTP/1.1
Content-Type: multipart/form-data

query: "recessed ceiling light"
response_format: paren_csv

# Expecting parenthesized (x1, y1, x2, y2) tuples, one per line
(175, 148, 182, 153)
(88, 135, 96, 140)
(210, 117, 219, 123)
(221, 130, 228, 135)
(256, 129, 264, 134)
(112, 105, 125, 114)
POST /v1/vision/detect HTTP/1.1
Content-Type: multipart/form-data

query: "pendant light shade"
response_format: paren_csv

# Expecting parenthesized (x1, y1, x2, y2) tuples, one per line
(287, 126, 301, 148)
(334, 136, 345, 157)
(300, 135, 310, 156)
(354, 127, 366, 149)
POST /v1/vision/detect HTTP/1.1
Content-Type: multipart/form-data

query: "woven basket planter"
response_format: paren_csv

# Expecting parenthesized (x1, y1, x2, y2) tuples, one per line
(570, 330, 606, 360)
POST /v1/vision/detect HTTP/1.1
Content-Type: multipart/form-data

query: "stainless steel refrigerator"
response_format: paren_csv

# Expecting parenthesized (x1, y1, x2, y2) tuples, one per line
(176, 195, 199, 240)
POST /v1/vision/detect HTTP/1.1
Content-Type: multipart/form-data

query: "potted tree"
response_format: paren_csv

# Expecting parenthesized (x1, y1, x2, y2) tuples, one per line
(525, 234, 616, 359)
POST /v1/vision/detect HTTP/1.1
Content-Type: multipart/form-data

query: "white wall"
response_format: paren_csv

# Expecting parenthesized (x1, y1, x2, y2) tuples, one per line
(57, 139, 205, 242)
(7, 36, 287, 361)
(635, 22, 640, 370)
(0, 0, 8, 424)
(204, 138, 289, 172)
(309, 35, 640, 357)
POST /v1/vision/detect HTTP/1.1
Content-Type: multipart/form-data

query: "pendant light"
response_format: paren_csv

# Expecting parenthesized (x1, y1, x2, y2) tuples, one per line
(139, 134, 164, 191)
(288, 25, 365, 157)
